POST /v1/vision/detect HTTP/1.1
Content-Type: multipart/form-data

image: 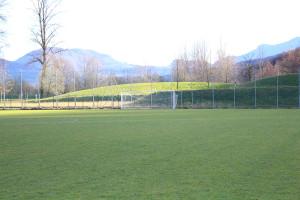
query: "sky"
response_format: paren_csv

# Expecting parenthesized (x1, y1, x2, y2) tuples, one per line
(3, 0, 300, 66)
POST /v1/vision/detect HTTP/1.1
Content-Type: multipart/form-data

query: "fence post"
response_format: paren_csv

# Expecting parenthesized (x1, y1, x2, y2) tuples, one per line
(20, 71, 23, 109)
(25, 93, 28, 109)
(181, 91, 183, 108)
(93, 95, 95, 108)
(150, 93, 153, 108)
(0, 91, 2, 109)
(120, 94, 123, 110)
(38, 93, 41, 109)
(3, 92, 6, 109)
(212, 84, 215, 109)
(191, 91, 194, 108)
(96, 96, 99, 108)
(276, 72, 279, 109)
(234, 82, 236, 109)
(298, 70, 300, 109)
(67, 96, 70, 109)
(254, 73, 257, 109)
(172, 91, 176, 110)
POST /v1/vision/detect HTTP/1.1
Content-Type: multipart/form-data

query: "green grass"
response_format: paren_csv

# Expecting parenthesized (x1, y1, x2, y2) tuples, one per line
(55, 74, 298, 99)
(1, 110, 300, 199)
(54, 82, 231, 99)
(242, 74, 298, 88)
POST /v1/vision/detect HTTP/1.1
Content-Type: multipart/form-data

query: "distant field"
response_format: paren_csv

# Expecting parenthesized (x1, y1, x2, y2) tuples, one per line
(1, 110, 299, 199)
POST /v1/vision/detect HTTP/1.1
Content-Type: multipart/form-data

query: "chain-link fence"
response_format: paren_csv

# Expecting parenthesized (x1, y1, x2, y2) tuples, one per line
(0, 72, 300, 109)
(0, 95, 121, 110)
(121, 74, 300, 109)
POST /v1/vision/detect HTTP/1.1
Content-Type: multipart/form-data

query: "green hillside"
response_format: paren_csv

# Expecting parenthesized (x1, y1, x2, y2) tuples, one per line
(54, 82, 231, 99)
(242, 74, 298, 88)
(40, 74, 299, 108)
(56, 74, 298, 99)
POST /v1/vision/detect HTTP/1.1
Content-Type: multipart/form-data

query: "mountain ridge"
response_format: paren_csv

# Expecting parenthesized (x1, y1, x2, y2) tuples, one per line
(5, 48, 172, 84)
(237, 37, 300, 62)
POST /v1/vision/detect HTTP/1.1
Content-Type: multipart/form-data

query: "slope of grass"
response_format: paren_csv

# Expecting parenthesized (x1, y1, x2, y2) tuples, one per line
(0, 110, 300, 199)
(54, 74, 298, 99)
(242, 74, 298, 88)
(55, 82, 231, 99)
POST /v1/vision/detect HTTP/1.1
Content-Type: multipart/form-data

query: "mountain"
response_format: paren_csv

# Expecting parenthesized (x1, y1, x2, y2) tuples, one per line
(5, 49, 171, 85)
(236, 37, 300, 62)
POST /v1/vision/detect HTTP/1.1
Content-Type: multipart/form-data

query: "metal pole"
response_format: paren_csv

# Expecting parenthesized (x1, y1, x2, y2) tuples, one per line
(38, 93, 41, 109)
(97, 96, 99, 109)
(55, 68, 59, 108)
(298, 70, 300, 109)
(73, 70, 76, 109)
(277, 70, 279, 109)
(212, 84, 215, 109)
(26, 93, 28, 108)
(120, 93, 123, 110)
(150, 93, 153, 108)
(254, 70, 257, 109)
(1, 69, 3, 104)
(37, 81, 41, 109)
(191, 91, 194, 108)
(181, 91, 183, 108)
(172, 91, 176, 110)
(68, 95, 70, 109)
(234, 82, 236, 109)
(93, 95, 95, 108)
(3, 66, 6, 108)
(21, 70, 23, 109)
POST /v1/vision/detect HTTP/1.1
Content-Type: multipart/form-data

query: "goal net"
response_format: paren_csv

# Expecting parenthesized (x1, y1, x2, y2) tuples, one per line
(121, 91, 178, 109)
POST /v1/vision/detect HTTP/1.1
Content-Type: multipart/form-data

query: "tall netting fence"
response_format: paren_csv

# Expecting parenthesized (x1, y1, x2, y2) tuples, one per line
(122, 74, 300, 109)
(0, 73, 300, 110)
(121, 91, 176, 109)
(0, 94, 121, 110)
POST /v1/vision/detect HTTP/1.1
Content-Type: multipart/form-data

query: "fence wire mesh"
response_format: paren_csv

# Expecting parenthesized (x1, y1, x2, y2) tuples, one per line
(0, 73, 300, 109)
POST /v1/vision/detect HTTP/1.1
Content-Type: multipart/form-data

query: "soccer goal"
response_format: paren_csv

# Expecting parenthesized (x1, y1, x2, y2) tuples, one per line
(120, 91, 178, 109)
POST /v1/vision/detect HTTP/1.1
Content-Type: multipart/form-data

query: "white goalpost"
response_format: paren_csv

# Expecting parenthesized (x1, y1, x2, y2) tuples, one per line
(121, 91, 177, 110)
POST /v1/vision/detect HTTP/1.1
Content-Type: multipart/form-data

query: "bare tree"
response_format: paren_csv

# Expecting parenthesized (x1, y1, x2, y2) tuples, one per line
(217, 42, 234, 83)
(81, 56, 102, 89)
(61, 59, 75, 93)
(257, 47, 267, 79)
(41, 54, 66, 96)
(31, 0, 62, 97)
(172, 48, 190, 89)
(0, 0, 7, 99)
(192, 41, 211, 86)
(0, 0, 7, 43)
(237, 53, 255, 82)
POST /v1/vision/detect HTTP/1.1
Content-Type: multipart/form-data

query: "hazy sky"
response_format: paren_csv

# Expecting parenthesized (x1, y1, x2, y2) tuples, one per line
(3, 0, 300, 65)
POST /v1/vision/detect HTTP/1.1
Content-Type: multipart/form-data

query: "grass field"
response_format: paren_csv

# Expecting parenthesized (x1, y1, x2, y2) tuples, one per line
(1, 110, 300, 199)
